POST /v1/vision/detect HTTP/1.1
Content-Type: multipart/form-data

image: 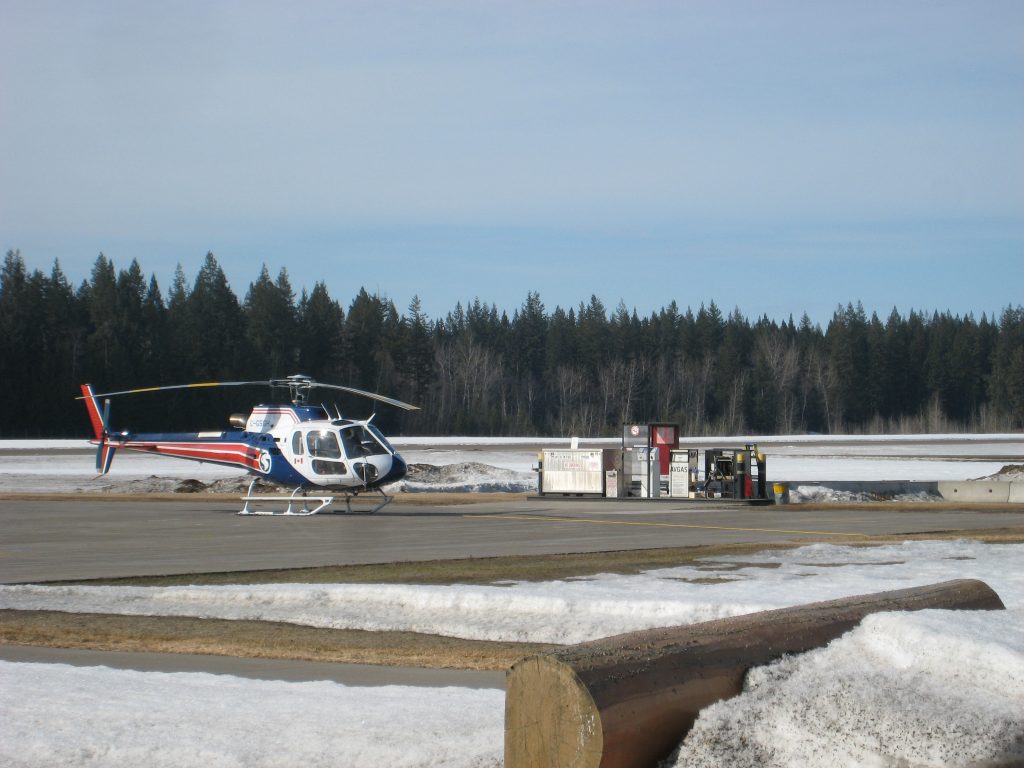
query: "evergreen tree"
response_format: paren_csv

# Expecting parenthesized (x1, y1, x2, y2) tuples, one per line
(513, 292, 548, 380)
(511, 292, 548, 431)
(1, 251, 40, 432)
(140, 275, 167, 384)
(42, 260, 83, 408)
(186, 253, 245, 377)
(343, 288, 401, 398)
(297, 281, 345, 382)
(826, 302, 870, 427)
(244, 265, 298, 377)
(401, 295, 435, 407)
(576, 295, 609, 374)
(84, 254, 120, 384)
(990, 306, 1024, 427)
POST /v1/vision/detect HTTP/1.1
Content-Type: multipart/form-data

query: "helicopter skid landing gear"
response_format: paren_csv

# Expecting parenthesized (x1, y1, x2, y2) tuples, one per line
(237, 480, 395, 515)
(239, 481, 334, 516)
(342, 487, 394, 515)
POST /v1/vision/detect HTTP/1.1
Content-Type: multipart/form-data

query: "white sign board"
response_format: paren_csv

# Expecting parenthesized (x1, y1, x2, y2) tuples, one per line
(542, 449, 605, 494)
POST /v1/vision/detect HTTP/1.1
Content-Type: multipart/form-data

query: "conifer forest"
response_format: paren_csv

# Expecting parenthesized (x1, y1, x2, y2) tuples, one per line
(2, 250, 1022, 438)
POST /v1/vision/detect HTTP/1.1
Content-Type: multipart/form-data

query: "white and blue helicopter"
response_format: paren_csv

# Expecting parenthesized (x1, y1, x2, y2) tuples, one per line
(78, 374, 418, 515)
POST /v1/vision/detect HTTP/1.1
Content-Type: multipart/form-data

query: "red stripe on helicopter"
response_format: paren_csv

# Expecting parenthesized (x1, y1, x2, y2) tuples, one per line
(121, 441, 264, 470)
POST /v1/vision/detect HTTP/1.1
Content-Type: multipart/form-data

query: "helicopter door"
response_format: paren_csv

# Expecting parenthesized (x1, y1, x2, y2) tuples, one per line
(287, 430, 307, 470)
(305, 430, 348, 476)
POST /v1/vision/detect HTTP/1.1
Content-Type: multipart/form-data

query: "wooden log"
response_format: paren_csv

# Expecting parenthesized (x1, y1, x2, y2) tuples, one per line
(504, 579, 1004, 768)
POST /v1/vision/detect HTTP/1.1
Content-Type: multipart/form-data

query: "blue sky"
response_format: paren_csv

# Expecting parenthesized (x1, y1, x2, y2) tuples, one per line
(2, 0, 1022, 325)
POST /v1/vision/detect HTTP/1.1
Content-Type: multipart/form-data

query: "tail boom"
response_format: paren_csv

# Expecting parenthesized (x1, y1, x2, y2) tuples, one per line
(117, 439, 268, 472)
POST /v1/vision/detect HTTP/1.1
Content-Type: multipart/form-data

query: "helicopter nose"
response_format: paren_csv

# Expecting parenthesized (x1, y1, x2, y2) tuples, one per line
(380, 454, 407, 485)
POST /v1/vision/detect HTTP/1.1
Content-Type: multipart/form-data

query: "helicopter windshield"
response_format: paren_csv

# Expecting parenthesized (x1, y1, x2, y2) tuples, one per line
(365, 424, 395, 454)
(338, 424, 391, 457)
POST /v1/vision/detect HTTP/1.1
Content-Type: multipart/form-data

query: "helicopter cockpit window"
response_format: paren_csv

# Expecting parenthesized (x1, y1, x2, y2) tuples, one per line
(312, 457, 346, 475)
(306, 430, 346, 475)
(306, 430, 342, 459)
(291, 431, 303, 455)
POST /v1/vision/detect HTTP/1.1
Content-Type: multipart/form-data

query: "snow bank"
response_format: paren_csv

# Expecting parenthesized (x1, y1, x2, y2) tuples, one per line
(397, 462, 537, 493)
(3, 541, 1020, 644)
(673, 608, 1024, 767)
(0, 662, 503, 768)
(976, 463, 1024, 481)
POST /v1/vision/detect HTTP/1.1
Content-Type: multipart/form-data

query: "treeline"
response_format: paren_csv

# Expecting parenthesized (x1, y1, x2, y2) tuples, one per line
(1, 249, 1022, 438)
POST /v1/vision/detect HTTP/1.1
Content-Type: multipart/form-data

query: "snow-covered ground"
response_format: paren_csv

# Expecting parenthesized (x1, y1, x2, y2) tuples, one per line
(2, 540, 1023, 766)
(0, 663, 504, 768)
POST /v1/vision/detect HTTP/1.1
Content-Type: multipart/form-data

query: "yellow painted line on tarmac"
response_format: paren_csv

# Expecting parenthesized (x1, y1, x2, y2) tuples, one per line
(471, 513, 871, 538)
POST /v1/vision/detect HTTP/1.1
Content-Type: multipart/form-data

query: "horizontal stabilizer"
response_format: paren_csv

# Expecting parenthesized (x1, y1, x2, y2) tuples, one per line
(96, 440, 117, 475)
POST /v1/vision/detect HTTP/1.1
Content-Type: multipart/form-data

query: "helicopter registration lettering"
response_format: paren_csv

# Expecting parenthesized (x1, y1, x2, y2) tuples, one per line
(245, 408, 301, 433)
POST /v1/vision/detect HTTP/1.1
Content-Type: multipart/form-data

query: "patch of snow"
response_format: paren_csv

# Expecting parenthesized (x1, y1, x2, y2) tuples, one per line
(3, 540, 1020, 645)
(395, 463, 537, 493)
(671, 608, 1024, 767)
(0, 662, 503, 768)
(974, 463, 1024, 482)
(788, 485, 941, 503)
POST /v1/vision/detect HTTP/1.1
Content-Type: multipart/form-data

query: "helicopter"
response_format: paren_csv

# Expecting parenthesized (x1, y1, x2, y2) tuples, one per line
(78, 374, 419, 515)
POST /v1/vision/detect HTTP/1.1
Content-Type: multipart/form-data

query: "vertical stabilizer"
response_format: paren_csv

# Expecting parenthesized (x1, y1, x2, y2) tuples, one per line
(80, 384, 106, 439)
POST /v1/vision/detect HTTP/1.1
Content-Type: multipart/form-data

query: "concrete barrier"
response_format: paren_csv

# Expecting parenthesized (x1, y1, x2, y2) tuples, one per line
(1009, 482, 1024, 503)
(938, 481, 1012, 503)
(504, 579, 1004, 768)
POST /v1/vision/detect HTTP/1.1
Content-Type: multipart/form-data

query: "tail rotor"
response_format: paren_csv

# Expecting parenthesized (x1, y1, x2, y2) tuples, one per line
(80, 384, 118, 475)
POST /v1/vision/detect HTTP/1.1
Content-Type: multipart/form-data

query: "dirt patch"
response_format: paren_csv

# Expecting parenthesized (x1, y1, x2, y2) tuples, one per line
(0, 610, 556, 670)
(46, 542, 815, 587)
(39, 527, 1024, 590)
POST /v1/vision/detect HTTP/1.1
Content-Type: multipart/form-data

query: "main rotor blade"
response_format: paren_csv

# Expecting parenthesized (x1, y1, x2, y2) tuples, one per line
(76, 381, 266, 399)
(311, 383, 420, 411)
(77, 376, 420, 411)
